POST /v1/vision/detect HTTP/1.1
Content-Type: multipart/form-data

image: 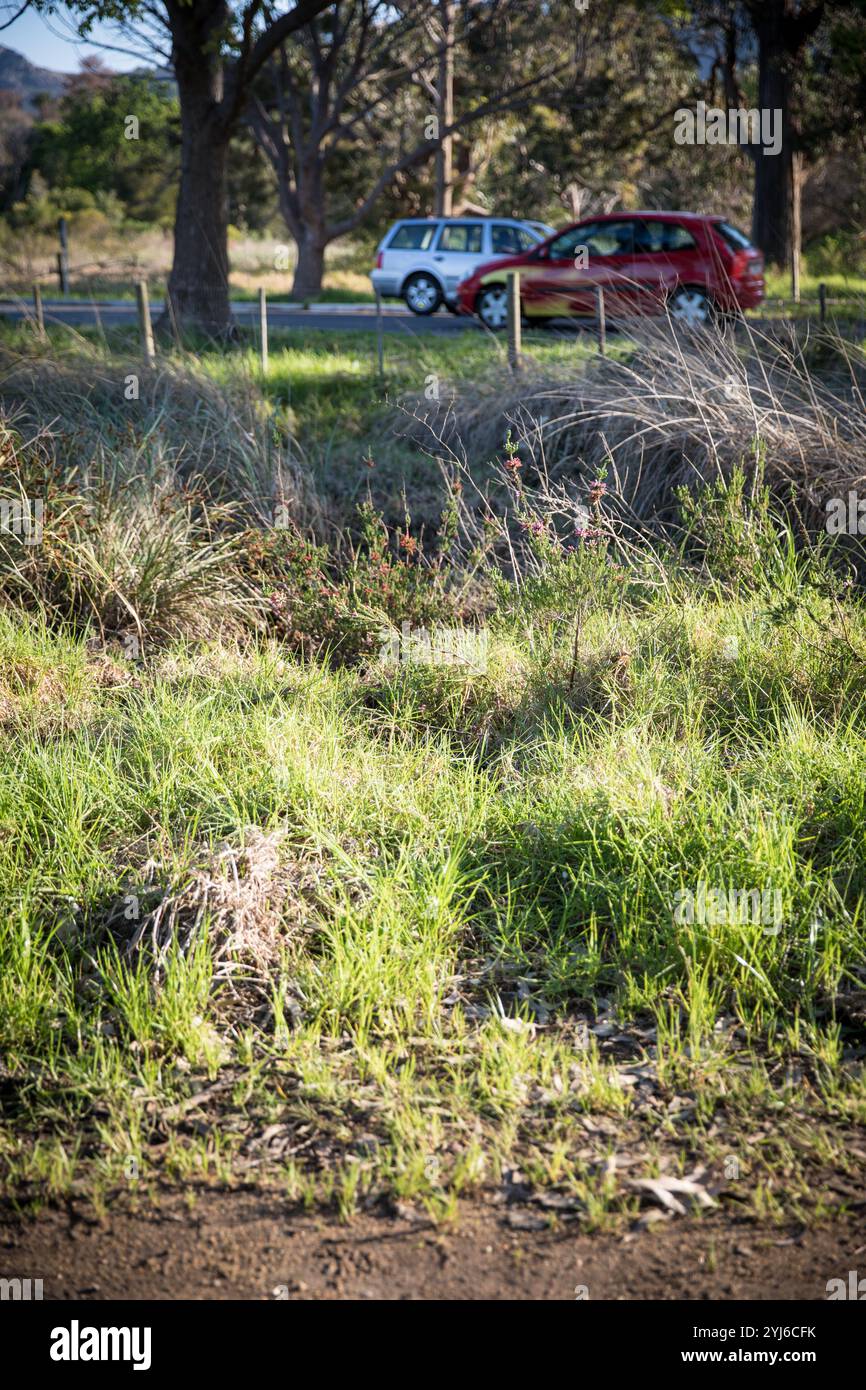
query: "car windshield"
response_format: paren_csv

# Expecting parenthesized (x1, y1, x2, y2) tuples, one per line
(547, 226, 596, 260)
(548, 222, 635, 259)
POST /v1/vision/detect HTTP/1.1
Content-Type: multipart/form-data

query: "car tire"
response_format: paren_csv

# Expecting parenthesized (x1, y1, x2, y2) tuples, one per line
(476, 283, 509, 331)
(668, 286, 714, 328)
(403, 273, 442, 316)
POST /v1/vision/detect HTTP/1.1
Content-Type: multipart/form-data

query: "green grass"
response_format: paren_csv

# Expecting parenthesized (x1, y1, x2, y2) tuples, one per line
(763, 268, 866, 301)
(759, 268, 866, 327)
(1, 319, 864, 1225)
(0, 514, 864, 1220)
(212, 327, 607, 437)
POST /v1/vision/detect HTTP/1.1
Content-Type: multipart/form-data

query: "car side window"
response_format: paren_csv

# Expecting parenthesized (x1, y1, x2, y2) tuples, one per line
(388, 223, 437, 250)
(581, 221, 635, 256)
(437, 223, 484, 253)
(548, 226, 598, 261)
(491, 224, 522, 255)
(516, 228, 537, 251)
(662, 223, 697, 252)
(634, 220, 698, 253)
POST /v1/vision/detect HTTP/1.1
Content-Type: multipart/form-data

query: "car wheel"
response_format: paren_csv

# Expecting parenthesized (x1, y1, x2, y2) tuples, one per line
(477, 283, 509, 331)
(668, 286, 713, 327)
(403, 273, 442, 316)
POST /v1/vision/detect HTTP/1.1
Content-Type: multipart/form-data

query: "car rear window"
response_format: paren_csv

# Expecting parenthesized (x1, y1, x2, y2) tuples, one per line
(715, 221, 753, 252)
(387, 223, 437, 250)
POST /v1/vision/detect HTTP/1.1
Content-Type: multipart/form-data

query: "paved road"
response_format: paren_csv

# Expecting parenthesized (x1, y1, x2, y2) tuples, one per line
(3, 297, 854, 341)
(0, 297, 487, 336)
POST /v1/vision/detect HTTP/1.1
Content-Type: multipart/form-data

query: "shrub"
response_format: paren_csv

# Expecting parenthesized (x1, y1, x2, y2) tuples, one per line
(240, 501, 462, 663)
(0, 424, 259, 642)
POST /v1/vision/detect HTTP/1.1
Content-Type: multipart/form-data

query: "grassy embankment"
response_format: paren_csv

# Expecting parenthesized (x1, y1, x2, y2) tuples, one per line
(0, 315, 864, 1226)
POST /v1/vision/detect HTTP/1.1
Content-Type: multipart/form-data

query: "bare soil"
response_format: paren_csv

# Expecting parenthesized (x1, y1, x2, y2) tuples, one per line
(2, 1192, 864, 1301)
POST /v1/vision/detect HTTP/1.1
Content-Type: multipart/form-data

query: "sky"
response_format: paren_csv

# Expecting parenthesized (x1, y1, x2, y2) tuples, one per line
(2, 6, 156, 73)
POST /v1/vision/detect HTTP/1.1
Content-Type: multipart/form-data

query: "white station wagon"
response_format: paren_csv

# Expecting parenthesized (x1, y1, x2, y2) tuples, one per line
(370, 216, 554, 315)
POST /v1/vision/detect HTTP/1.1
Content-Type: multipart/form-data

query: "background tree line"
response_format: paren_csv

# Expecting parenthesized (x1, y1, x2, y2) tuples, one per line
(1, 0, 865, 329)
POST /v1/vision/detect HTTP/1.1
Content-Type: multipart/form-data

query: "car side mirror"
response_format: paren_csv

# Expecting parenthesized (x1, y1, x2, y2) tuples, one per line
(534, 246, 549, 261)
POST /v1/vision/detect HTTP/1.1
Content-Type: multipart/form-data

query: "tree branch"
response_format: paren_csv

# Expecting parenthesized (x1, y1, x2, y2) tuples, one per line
(221, 0, 334, 128)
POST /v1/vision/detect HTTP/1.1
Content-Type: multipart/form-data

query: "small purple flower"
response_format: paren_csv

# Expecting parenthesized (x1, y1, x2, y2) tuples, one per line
(573, 523, 603, 546)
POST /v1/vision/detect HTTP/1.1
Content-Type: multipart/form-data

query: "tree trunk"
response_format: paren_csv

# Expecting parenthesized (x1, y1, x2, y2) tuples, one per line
(291, 229, 326, 299)
(166, 95, 232, 335)
(288, 156, 327, 299)
(434, 0, 455, 216)
(750, 2, 792, 267)
(163, 1, 233, 337)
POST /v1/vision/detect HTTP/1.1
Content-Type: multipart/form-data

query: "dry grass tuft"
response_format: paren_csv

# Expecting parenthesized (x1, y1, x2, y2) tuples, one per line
(0, 337, 318, 519)
(0, 341, 328, 641)
(404, 317, 866, 530)
(124, 828, 318, 978)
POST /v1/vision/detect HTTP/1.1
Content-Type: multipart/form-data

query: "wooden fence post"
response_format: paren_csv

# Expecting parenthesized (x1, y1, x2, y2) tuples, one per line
(165, 290, 183, 349)
(57, 217, 70, 295)
(596, 285, 606, 355)
(136, 280, 155, 364)
(32, 284, 45, 338)
(375, 288, 385, 381)
(791, 152, 802, 304)
(507, 271, 521, 372)
(259, 287, 269, 374)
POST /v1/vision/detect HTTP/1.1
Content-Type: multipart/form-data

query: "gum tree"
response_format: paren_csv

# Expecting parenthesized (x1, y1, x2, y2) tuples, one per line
(19, 0, 334, 334)
(246, 0, 568, 299)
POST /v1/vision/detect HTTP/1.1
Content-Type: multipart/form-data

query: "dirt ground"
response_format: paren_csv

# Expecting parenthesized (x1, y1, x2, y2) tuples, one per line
(2, 1192, 864, 1301)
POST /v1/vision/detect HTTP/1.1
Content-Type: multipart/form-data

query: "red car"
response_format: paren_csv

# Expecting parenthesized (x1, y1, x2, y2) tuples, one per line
(456, 212, 764, 329)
